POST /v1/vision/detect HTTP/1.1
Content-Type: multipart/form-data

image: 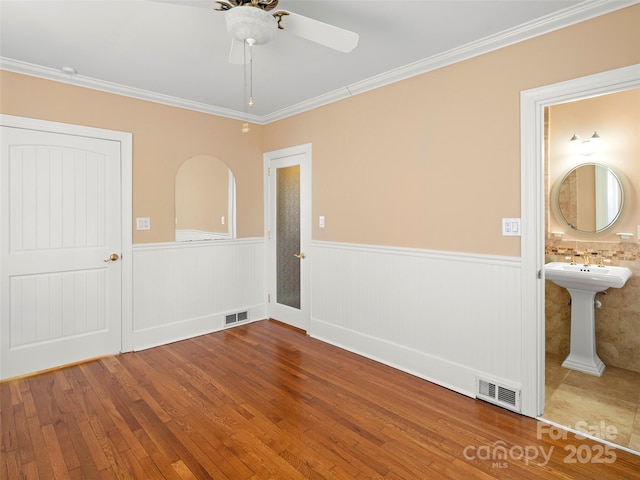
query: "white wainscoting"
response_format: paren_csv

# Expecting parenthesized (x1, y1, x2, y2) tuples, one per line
(309, 241, 523, 400)
(131, 238, 266, 351)
(130, 238, 524, 405)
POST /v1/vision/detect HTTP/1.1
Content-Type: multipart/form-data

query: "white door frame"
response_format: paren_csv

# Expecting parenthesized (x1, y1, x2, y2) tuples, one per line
(519, 64, 640, 417)
(264, 143, 312, 331)
(0, 114, 133, 353)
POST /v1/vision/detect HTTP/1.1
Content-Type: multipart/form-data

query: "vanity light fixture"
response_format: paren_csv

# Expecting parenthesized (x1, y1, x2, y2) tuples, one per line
(570, 131, 601, 156)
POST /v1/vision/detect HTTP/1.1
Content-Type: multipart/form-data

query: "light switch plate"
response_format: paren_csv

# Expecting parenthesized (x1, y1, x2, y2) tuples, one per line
(136, 217, 151, 231)
(502, 218, 521, 236)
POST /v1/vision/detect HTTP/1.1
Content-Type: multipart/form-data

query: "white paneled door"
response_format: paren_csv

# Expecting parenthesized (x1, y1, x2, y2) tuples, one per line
(1, 125, 123, 379)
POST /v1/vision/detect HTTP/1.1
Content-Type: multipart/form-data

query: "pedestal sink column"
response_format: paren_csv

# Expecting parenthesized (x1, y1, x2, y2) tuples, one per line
(562, 288, 605, 376)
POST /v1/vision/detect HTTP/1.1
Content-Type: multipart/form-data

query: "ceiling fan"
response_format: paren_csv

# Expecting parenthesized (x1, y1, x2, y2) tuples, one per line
(166, 0, 359, 63)
(157, 0, 358, 112)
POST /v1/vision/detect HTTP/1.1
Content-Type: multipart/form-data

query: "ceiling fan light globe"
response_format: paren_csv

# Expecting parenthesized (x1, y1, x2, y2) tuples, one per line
(226, 6, 277, 45)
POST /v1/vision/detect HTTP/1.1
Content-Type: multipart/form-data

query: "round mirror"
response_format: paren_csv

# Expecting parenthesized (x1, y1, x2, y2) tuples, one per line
(175, 155, 236, 241)
(555, 163, 623, 233)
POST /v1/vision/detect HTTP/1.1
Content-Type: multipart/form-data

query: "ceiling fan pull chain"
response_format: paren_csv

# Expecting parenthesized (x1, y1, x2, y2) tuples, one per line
(243, 40, 248, 108)
(248, 39, 255, 108)
(241, 38, 255, 109)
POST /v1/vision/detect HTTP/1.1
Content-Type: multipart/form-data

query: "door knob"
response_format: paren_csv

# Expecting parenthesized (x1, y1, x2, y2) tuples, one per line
(293, 252, 306, 259)
(104, 253, 119, 262)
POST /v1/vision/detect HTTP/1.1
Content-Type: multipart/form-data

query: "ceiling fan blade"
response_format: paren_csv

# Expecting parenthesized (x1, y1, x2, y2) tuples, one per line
(228, 38, 247, 64)
(279, 11, 358, 53)
(150, 0, 215, 8)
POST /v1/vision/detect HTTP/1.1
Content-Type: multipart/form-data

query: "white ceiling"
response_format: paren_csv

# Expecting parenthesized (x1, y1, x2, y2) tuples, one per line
(0, 1, 635, 123)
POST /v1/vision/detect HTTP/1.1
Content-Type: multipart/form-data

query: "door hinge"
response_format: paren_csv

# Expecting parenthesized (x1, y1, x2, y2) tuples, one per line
(268, 294, 271, 303)
(267, 230, 271, 240)
(267, 167, 271, 176)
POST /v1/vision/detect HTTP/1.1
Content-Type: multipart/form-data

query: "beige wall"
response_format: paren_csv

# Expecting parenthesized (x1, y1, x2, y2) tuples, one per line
(263, 5, 640, 256)
(1, 5, 639, 253)
(0, 71, 264, 243)
(175, 155, 230, 234)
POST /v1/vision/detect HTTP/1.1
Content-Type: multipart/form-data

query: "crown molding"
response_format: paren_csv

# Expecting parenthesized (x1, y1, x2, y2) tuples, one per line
(2, 0, 636, 125)
(0, 57, 263, 124)
(264, 0, 639, 122)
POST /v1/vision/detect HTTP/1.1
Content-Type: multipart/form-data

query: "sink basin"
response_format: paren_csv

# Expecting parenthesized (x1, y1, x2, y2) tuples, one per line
(545, 261, 632, 376)
(545, 262, 632, 292)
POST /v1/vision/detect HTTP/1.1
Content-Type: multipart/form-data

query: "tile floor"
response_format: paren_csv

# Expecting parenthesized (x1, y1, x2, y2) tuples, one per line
(543, 352, 640, 452)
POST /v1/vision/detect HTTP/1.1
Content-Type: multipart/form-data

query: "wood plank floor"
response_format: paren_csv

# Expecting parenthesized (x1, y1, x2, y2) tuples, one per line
(2, 319, 640, 479)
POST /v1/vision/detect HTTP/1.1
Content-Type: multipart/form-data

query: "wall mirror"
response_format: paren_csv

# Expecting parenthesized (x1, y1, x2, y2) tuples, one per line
(175, 155, 236, 241)
(553, 162, 624, 233)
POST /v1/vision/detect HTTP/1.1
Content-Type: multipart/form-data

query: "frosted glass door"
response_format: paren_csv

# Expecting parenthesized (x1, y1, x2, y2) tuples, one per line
(265, 144, 310, 331)
(276, 165, 301, 309)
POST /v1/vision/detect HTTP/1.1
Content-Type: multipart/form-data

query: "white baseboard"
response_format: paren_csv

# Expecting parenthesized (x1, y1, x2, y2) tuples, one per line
(310, 317, 476, 398)
(132, 304, 266, 351)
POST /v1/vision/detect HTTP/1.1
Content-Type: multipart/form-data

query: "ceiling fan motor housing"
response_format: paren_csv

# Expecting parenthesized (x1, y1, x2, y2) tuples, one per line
(226, 6, 277, 45)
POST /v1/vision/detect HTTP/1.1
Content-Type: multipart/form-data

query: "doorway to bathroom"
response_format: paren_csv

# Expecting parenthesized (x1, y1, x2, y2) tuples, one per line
(520, 64, 640, 453)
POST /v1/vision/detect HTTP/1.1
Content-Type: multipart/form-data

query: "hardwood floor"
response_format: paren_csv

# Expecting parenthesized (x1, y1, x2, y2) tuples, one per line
(2, 319, 640, 479)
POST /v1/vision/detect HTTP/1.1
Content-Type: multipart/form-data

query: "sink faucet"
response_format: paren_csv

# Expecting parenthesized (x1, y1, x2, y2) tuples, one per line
(584, 255, 591, 266)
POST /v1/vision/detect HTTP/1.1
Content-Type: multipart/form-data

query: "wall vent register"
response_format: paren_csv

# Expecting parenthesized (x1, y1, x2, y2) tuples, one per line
(476, 377, 521, 413)
(225, 310, 249, 325)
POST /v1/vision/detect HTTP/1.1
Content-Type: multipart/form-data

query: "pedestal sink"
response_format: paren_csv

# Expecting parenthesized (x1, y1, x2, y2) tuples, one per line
(545, 261, 632, 376)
